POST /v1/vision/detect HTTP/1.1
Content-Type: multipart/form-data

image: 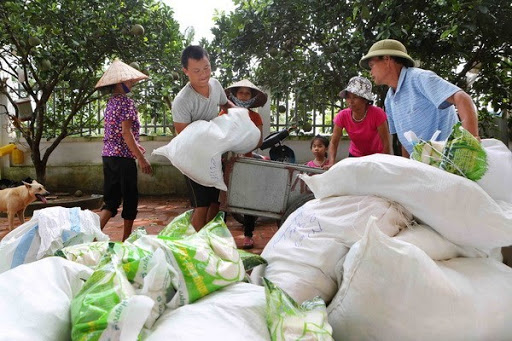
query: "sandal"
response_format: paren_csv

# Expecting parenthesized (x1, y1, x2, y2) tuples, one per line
(242, 236, 254, 249)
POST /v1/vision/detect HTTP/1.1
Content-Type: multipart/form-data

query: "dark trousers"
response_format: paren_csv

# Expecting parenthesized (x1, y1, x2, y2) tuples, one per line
(243, 215, 256, 237)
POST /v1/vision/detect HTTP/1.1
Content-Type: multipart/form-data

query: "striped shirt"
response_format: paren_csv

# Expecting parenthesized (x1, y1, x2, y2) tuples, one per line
(385, 67, 460, 153)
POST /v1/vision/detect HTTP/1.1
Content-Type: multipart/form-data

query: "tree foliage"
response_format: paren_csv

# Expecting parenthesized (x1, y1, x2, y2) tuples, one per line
(0, 0, 184, 183)
(209, 0, 512, 132)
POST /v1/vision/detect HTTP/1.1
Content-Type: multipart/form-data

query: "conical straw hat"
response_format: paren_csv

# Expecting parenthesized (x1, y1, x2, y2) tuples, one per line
(225, 79, 268, 108)
(95, 59, 149, 88)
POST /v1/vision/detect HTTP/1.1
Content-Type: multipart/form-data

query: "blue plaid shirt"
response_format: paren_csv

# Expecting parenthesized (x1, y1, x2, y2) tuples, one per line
(385, 67, 460, 153)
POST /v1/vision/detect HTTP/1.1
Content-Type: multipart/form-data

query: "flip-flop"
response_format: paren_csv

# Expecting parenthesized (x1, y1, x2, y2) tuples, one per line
(243, 236, 254, 249)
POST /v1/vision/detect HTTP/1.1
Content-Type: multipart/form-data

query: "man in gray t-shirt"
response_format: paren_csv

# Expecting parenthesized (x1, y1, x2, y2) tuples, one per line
(172, 45, 234, 231)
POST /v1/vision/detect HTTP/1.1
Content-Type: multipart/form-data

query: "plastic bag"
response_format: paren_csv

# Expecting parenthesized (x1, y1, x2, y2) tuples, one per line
(70, 252, 153, 341)
(263, 277, 333, 341)
(158, 210, 196, 238)
(408, 122, 487, 181)
(160, 212, 245, 308)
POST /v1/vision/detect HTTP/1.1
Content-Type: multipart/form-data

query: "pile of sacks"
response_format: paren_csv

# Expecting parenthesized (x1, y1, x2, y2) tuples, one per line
(1, 132, 511, 340)
(0, 208, 334, 340)
(252, 139, 512, 340)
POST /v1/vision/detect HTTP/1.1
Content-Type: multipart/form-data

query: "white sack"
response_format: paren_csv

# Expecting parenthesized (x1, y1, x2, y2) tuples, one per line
(146, 282, 270, 341)
(0, 207, 107, 274)
(250, 196, 412, 304)
(300, 154, 512, 250)
(152, 108, 260, 191)
(36, 206, 108, 259)
(0, 218, 40, 274)
(476, 138, 512, 203)
(0, 257, 93, 341)
(394, 224, 490, 261)
(328, 218, 512, 341)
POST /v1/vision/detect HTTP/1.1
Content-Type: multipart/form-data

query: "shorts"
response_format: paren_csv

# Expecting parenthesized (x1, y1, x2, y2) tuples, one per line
(102, 156, 138, 220)
(185, 176, 220, 208)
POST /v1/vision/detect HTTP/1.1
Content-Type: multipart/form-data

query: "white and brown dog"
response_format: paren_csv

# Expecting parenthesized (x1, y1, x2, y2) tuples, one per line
(0, 180, 50, 231)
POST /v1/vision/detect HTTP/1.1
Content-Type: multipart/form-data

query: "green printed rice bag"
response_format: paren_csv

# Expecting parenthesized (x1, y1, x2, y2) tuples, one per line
(125, 226, 148, 244)
(158, 210, 196, 238)
(411, 140, 445, 168)
(109, 242, 151, 283)
(133, 248, 176, 329)
(238, 249, 268, 271)
(159, 212, 245, 308)
(409, 123, 487, 181)
(54, 241, 110, 268)
(440, 122, 487, 180)
(108, 241, 176, 329)
(70, 253, 153, 341)
(263, 278, 333, 341)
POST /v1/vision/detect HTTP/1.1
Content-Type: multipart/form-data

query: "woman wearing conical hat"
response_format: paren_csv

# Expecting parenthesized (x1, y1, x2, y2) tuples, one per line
(95, 59, 152, 241)
(220, 79, 268, 151)
(220, 79, 268, 249)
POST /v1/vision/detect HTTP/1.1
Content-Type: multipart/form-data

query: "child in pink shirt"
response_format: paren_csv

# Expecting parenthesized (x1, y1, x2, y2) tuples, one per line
(305, 135, 331, 169)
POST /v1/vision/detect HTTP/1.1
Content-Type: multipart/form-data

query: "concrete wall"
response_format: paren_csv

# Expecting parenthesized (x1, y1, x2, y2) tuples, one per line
(2, 135, 350, 196)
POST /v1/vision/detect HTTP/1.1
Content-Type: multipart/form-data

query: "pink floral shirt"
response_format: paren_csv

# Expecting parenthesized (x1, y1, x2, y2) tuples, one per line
(102, 94, 140, 158)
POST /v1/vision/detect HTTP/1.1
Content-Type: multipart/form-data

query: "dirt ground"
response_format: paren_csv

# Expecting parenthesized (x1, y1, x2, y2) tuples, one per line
(0, 195, 278, 254)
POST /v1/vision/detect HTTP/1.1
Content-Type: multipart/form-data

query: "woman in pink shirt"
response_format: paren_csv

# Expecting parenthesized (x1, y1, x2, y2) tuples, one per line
(327, 76, 391, 167)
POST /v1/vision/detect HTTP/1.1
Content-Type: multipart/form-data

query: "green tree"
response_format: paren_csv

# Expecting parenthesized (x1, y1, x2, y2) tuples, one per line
(209, 0, 512, 135)
(0, 0, 184, 183)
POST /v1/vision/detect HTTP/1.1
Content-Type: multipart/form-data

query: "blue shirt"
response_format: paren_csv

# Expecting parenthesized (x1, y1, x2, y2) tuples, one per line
(385, 67, 461, 153)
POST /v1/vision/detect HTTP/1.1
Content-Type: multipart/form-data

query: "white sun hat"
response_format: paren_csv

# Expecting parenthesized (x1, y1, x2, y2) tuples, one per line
(94, 59, 149, 89)
(338, 76, 375, 102)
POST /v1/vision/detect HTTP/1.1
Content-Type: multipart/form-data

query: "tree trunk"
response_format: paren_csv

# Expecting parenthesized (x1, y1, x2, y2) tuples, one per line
(32, 156, 47, 185)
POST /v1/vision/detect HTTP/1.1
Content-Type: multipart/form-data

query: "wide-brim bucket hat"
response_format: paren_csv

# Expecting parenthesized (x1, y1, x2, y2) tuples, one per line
(339, 76, 375, 102)
(225, 79, 268, 108)
(359, 39, 415, 69)
(95, 59, 149, 89)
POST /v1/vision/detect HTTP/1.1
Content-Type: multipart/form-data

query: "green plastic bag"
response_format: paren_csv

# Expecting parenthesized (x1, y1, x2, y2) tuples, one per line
(158, 210, 196, 238)
(237, 248, 267, 271)
(440, 122, 487, 180)
(70, 252, 153, 341)
(54, 241, 110, 268)
(263, 278, 333, 341)
(159, 212, 245, 308)
(411, 140, 445, 168)
(409, 123, 487, 181)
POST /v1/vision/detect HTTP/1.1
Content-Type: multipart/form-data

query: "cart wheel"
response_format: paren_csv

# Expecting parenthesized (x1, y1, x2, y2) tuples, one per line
(232, 213, 259, 225)
(278, 193, 315, 227)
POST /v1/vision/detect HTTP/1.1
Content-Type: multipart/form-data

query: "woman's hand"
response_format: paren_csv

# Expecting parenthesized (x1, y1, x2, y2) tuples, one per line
(138, 156, 152, 175)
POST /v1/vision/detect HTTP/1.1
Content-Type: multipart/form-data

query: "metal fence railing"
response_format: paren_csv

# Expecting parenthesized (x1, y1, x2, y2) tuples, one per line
(13, 85, 341, 138)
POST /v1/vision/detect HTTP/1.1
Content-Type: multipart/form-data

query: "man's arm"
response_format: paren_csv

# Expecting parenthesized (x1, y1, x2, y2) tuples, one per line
(174, 122, 189, 134)
(377, 121, 391, 154)
(220, 99, 236, 112)
(446, 90, 479, 138)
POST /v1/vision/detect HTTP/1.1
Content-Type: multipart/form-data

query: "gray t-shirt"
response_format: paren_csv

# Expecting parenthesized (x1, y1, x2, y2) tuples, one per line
(172, 78, 228, 124)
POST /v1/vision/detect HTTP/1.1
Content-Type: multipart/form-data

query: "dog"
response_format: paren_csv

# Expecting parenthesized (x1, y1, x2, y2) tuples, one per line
(0, 180, 50, 231)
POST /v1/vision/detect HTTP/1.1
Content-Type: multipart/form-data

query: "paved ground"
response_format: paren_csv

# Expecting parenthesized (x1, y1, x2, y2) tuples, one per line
(0, 196, 279, 254)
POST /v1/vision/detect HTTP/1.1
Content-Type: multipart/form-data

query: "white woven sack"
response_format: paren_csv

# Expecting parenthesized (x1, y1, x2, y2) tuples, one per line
(36, 206, 108, 259)
(0, 218, 40, 274)
(146, 282, 269, 341)
(250, 195, 412, 304)
(394, 224, 490, 261)
(328, 218, 512, 341)
(300, 154, 512, 250)
(152, 108, 260, 191)
(476, 138, 512, 203)
(0, 257, 93, 341)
